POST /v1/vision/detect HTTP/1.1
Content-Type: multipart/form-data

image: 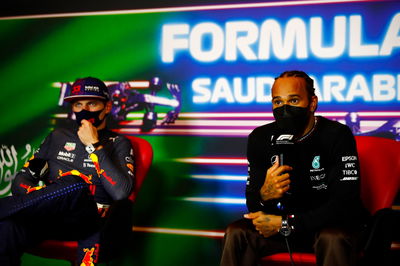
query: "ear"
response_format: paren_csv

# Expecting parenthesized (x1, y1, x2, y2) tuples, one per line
(104, 101, 112, 114)
(309, 96, 318, 112)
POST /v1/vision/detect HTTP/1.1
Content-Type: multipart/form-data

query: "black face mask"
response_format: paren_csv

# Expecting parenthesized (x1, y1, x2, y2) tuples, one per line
(74, 109, 105, 127)
(273, 105, 310, 135)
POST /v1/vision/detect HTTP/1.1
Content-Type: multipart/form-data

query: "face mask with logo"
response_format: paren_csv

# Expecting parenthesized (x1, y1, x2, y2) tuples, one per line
(74, 109, 105, 127)
(273, 105, 310, 135)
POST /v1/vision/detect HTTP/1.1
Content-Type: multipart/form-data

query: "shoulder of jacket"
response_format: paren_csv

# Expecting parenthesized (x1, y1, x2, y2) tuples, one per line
(318, 116, 352, 135)
(249, 122, 275, 138)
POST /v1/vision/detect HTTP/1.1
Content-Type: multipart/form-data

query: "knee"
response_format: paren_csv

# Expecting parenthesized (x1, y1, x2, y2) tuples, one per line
(314, 228, 352, 251)
(224, 219, 253, 242)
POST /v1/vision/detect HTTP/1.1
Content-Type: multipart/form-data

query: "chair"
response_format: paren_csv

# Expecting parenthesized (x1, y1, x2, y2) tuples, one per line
(261, 136, 400, 266)
(26, 136, 153, 265)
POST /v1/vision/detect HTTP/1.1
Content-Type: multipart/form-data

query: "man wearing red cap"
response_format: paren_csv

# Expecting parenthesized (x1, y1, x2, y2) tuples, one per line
(0, 77, 135, 265)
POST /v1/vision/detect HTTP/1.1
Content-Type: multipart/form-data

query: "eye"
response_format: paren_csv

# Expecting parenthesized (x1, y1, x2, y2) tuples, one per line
(272, 99, 283, 106)
(289, 98, 299, 104)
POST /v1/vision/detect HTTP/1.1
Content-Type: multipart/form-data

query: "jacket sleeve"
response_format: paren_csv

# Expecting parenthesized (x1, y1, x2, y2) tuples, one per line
(245, 129, 280, 214)
(89, 136, 134, 201)
(293, 127, 366, 232)
(11, 133, 52, 195)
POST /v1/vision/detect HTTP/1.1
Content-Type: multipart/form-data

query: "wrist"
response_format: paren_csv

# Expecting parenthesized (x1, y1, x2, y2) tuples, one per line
(85, 141, 102, 154)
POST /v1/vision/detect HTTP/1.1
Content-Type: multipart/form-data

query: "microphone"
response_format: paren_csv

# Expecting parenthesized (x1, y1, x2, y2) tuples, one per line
(27, 158, 49, 180)
(272, 132, 295, 213)
(272, 133, 295, 166)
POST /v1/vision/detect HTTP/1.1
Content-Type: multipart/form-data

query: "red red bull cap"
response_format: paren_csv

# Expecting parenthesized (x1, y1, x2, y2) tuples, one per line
(64, 77, 110, 102)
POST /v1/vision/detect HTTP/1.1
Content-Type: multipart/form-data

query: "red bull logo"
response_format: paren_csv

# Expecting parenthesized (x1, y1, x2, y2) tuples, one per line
(89, 153, 103, 175)
(80, 247, 95, 266)
(19, 183, 46, 194)
(58, 169, 93, 184)
(89, 154, 117, 186)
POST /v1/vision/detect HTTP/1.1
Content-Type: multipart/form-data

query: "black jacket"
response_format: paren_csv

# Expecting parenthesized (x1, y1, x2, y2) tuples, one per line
(12, 125, 134, 204)
(246, 116, 368, 233)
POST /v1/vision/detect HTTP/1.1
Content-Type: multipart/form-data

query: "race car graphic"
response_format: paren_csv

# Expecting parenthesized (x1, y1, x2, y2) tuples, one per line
(58, 77, 182, 132)
(345, 112, 400, 141)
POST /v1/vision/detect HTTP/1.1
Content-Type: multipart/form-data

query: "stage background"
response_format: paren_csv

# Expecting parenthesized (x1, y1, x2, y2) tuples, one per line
(0, 0, 399, 265)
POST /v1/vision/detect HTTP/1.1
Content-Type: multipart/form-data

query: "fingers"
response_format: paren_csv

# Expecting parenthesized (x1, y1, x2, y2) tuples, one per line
(273, 165, 293, 179)
(274, 177, 291, 192)
(79, 119, 94, 128)
(77, 120, 99, 146)
(244, 211, 263, 219)
(267, 165, 292, 185)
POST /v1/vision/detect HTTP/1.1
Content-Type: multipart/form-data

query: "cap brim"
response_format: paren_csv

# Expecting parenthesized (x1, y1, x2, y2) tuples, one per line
(63, 95, 108, 102)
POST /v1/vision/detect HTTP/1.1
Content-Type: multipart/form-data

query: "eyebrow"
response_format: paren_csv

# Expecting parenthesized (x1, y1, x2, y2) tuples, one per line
(272, 94, 301, 100)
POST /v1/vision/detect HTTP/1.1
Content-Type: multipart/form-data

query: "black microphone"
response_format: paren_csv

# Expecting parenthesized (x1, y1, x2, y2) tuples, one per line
(272, 132, 295, 213)
(27, 158, 49, 180)
(273, 132, 295, 166)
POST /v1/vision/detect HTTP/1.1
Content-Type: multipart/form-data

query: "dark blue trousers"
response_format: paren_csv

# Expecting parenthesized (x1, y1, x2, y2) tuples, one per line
(0, 176, 103, 266)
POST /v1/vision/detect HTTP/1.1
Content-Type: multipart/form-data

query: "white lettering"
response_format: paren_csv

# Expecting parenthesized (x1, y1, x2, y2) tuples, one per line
(373, 74, 396, 101)
(162, 24, 189, 63)
(345, 162, 356, 168)
(342, 156, 357, 162)
(349, 15, 379, 57)
(190, 22, 224, 62)
(346, 75, 372, 102)
(310, 16, 346, 58)
(380, 13, 400, 55)
(259, 18, 307, 60)
(162, 13, 400, 63)
(341, 177, 359, 181)
(322, 75, 346, 102)
(192, 76, 273, 104)
(256, 77, 274, 102)
(233, 77, 256, 103)
(192, 74, 400, 104)
(211, 78, 235, 103)
(192, 78, 212, 103)
(343, 169, 358, 175)
(226, 21, 258, 61)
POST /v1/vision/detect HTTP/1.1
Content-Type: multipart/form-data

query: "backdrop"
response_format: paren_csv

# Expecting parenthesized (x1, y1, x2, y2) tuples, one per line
(0, 0, 399, 265)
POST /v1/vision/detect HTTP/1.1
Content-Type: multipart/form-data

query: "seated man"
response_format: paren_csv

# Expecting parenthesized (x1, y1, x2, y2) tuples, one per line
(220, 70, 368, 266)
(0, 77, 135, 266)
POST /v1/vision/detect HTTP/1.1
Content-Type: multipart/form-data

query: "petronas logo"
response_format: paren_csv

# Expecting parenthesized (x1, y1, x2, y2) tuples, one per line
(312, 156, 320, 169)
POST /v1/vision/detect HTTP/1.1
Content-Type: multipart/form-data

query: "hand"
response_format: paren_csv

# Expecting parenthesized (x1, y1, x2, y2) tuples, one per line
(77, 119, 99, 146)
(244, 211, 282, 237)
(260, 159, 292, 201)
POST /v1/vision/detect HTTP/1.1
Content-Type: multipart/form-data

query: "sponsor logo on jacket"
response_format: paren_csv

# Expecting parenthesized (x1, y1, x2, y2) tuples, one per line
(57, 151, 76, 162)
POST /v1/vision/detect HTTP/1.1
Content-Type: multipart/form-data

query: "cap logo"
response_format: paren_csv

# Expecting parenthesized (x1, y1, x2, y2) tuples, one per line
(72, 85, 81, 95)
(84, 85, 100, 92)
